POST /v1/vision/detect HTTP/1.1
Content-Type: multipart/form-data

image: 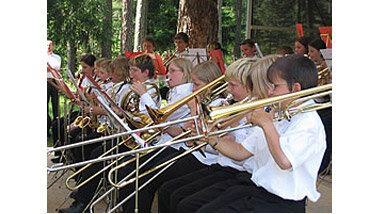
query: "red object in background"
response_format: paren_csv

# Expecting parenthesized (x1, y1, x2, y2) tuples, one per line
(210, 49, 226, 74)
(124, 52, 145, 59)
(125, 52, 166, 76)
(296, 23, 304, 38)
(318, 26, 332, 48)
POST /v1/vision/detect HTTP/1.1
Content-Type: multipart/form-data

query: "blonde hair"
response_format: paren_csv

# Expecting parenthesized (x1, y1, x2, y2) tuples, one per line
(95, 58, 112, 71)
(225, 58, 255, 90)
(192, 61, 222, 84)
(247, 55, 279, 99)
(109, 57, 129, 80)
(169, 57, 193, 83)
(225, 56, 277, 99)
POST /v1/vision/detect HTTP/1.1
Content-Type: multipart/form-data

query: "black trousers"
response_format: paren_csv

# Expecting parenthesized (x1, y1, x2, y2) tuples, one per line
(176, 173, 251, 212)
(158, 164, 242, 212)
(317, 107, 332, 173)
(72, 140, 129, 205)
(121, 148, 207, 213)
(193, 176, 306, 213)
(47, 81, 59, 135)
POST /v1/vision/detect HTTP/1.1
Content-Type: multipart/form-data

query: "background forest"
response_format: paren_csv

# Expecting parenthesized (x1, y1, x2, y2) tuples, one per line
(47, 0, 332, 72)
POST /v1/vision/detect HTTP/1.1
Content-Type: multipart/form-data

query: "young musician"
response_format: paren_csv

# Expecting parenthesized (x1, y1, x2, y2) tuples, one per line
(164, 32, 190, 62)
(128, 54, 161, 114)
(109, 57, 193, 211)
(308, 38, 328, 69)
(58, 56, 131, 213)
(142, 36, 156, 53)
(58, 57, 193, 213)
(120, 61, 225, 212)
(50, 54, 97, 163)
(294, 36, 309, 55)
(240, 38, 257, 59)
(179, 54, 326, 213)
(158, 56, 278, 212)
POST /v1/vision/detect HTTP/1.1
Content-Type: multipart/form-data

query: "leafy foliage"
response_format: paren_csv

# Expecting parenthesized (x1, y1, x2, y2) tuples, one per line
(47, 0, 332, 66)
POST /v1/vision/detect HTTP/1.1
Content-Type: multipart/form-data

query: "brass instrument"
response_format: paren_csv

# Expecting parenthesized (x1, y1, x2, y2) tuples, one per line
(206, 83, 332, 128)
(64, 129, 161, 191)
(106, 84, 332, 192)
(163, 49, 178, 67)
(120, 81, 161, 116)
(107, 130, 192, 189)
(318, 67, 331, 86)
(146, 74, 226, 124)
(47, 76, 226, 172)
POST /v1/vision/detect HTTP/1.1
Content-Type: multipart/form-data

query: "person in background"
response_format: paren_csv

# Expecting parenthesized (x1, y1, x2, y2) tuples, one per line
(294, 36, 309, 55)
(308, 38, 327, 69)
(276, 46, 294, 56)
(142, 36, 156, 53)
(47, 40, 62, 138)
(240, 39, 257, 59)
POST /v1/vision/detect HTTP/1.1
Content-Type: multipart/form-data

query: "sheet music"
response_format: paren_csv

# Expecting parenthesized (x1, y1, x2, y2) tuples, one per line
(320, 48, 332, 71)
(181, 48, 207, 66)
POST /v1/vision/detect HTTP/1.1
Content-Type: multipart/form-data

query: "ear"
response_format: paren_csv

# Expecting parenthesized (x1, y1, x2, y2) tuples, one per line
(142, 69, 149, 77)
(292, 82, 302, 92)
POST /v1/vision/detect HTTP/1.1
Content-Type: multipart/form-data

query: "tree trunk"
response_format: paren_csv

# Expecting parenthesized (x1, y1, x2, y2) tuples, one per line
(217, 0, 222, 44)
(122, 0, 133, 53)
(134, 0, 148, 51)
(102, 0, 112, 58)
(233, 0, 242, 58)
(177, 0, 218, 48)
(66, 39, 77, 74)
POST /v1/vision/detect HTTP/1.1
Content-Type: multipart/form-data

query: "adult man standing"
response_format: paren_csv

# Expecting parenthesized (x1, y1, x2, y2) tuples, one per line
(47, 40, 61, 137)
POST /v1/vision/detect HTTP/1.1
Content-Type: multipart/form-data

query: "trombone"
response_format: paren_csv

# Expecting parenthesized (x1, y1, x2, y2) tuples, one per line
(47, 75, 227, 173)
(105, 83, 332, 190)
(146, 74, 226, 124)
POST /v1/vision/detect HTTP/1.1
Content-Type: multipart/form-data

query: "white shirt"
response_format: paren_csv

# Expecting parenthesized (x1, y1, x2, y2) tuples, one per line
(155, 83, 193, 150)
(47, 52, 61, 70)
(217, 117, 252, 171)
(47, 52, 61, 78)
(191, 97, 225, 166)
(137, 79, 161, 115)
(241, 100, 326, 202)
(98, 82, 115, 125)
(112, 82, 131, 106)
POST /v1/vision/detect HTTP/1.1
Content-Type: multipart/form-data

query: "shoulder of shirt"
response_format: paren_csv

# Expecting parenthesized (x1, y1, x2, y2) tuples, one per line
(173, 83, 192, 91)
(52, 52, 61, 59)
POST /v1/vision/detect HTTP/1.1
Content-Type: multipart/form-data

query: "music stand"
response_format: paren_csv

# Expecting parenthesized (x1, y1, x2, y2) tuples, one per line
(181, 48, 208, 67)
(320, 48, 332, 72)
(47, 63, 76, 101)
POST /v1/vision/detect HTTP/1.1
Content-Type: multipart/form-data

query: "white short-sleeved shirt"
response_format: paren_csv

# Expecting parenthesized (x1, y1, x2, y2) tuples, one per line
(241, 100, 326, 202)
(47, 53, 61, 70)
(113, 82, 132, 106)
(98, 82, 115, 124)
(137, 79, 161, 115)
(47, 53, 61, 78)
(155, 83, 193, 150)
(191, 97, 226, 166)
(217, 117, 252, 171)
